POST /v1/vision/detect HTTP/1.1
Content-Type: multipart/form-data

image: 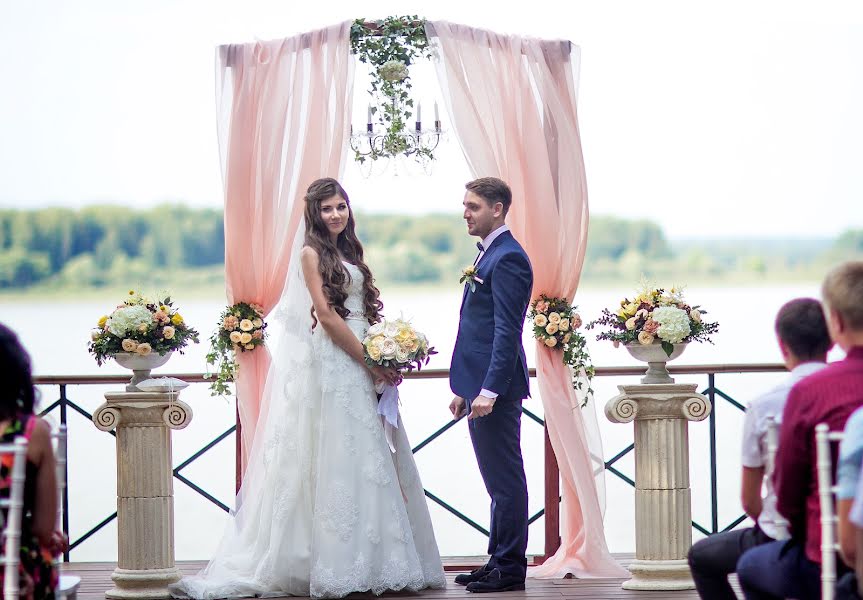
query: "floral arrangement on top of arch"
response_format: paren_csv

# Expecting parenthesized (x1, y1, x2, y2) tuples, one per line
(350, 16, 434, 163)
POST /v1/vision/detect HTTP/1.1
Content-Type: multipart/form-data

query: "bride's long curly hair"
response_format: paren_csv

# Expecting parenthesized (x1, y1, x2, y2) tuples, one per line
(303, 178, 382, 327)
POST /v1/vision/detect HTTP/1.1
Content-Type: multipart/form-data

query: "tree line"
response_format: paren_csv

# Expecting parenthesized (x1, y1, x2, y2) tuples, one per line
(0, 205, 858, 290)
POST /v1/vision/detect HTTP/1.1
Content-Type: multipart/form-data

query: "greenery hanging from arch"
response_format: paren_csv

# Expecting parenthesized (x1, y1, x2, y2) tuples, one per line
(350, 16, 434, 163)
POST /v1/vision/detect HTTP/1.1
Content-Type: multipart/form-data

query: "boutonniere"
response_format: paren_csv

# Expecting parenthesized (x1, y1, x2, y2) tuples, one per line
(459, 266, 484, 292)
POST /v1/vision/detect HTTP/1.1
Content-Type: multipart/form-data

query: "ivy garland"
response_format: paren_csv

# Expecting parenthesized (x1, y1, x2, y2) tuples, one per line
(350, 16, 434, 163)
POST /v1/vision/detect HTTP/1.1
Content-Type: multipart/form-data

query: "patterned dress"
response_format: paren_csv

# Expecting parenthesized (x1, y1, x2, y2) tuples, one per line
(0, 415, 57, 599)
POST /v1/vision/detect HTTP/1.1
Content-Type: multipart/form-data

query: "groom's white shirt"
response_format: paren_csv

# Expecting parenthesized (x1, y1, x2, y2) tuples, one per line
(476, 224, 509, 265)
(476, 224, 509, 400)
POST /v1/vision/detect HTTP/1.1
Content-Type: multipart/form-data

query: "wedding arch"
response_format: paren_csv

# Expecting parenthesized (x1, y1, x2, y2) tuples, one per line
(216, 18, 626, 579)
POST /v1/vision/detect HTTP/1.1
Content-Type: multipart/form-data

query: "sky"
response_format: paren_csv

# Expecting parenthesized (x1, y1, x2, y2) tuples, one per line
(1, 0, 862, 239)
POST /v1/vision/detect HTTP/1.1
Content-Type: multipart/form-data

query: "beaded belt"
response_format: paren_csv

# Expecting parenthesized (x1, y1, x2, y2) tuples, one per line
(345, 311, 365, 321)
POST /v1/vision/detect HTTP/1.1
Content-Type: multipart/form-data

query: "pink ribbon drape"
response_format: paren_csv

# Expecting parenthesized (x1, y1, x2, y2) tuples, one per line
(216, 22, 354, 469)
(427, 21, 627, 578)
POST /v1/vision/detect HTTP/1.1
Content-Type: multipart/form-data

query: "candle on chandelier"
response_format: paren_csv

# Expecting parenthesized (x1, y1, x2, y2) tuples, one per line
(416, 102, 422, 131)
(367, 104, 373, 132)
(434, 101, 440, 131)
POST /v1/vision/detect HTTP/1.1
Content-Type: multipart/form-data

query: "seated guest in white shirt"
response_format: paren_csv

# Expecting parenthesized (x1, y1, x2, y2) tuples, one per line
(687, 298, 831, 600)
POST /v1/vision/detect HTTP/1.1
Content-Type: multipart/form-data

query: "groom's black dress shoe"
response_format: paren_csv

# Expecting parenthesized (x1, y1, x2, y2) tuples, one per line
(465, 569, 526, 593)
(454, 565, 490, 586)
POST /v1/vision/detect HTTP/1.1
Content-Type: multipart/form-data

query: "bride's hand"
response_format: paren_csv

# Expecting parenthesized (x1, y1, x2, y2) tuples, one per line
(369, 365, 400, 386)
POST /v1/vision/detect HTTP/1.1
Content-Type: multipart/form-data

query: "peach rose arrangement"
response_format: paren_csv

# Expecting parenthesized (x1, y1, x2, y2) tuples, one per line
(88, 290, 199, 366)
(586, 283, 719, 357)
(528, 294, 594, 402)
(205, 302, 267, 396)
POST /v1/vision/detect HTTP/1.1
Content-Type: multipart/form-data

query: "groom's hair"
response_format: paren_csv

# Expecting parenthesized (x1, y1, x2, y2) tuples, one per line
(466, 177, 512, 215)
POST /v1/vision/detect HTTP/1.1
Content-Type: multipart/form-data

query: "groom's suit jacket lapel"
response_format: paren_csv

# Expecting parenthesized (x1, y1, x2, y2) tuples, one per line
(459, 231, 512, 312)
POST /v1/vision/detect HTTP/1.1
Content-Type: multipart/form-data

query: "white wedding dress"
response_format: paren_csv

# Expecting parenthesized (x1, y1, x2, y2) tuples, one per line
(170, 260, 446, 599)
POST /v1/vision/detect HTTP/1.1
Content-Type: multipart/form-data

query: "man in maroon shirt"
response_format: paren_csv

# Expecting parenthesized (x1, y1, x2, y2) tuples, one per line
(737, 261, 863, 600)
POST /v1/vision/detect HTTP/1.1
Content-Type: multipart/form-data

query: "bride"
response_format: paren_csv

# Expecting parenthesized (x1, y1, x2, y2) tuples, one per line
(170, 178, 446, 599)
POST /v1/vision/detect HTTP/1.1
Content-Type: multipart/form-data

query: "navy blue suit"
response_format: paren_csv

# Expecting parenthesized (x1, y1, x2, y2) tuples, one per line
(450, 230, 533, 580)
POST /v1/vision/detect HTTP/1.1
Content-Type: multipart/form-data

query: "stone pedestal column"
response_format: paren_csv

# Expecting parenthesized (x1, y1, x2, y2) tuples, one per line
(605, 383, 710, 590)
(93, 391, 192, 599)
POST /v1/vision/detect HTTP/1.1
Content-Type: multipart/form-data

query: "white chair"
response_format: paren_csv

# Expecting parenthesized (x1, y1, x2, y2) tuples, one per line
(52, 425, 80, 600)
(815, 422, 845, 600)
(0, 437, 30, 600)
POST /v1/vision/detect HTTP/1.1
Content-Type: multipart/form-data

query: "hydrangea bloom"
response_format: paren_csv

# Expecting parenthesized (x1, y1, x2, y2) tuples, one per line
(651, 306, 691, 344)
(107, 305, 154, 337)
(379, 59, 409, 82)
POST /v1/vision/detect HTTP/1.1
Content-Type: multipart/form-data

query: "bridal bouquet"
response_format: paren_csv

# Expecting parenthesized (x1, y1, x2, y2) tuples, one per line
(363, 317, 436, 453)
(205, 302, 268, 396)
(586, 282, 719, 356)
(88, 291, 199, 365)
(529, 294, 594, 402)
(362, 317, 436, 372)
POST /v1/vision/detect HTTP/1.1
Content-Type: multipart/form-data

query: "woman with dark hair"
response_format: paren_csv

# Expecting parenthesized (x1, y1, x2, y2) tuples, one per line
(0, 323, 61, 599)
(171, 179, 445, 599)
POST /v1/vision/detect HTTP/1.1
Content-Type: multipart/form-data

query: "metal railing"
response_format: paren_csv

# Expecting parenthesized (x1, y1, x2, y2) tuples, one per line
(35, 363, 785, 560)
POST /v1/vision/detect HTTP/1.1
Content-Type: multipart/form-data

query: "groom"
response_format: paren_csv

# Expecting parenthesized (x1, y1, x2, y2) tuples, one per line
(450, 177, 533, 593)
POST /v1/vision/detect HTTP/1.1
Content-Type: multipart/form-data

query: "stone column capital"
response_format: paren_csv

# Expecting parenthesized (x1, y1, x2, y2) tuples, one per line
(92, 392, 193, 432)
(605, 383, 710, 424)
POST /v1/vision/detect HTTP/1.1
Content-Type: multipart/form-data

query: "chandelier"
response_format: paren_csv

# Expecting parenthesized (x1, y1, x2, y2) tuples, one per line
(350, 99, 444, 174)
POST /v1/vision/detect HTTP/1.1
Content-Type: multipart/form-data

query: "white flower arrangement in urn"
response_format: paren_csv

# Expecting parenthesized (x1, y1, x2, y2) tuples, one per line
(586, 281, 719, 357)
(88, 290, 199, 365)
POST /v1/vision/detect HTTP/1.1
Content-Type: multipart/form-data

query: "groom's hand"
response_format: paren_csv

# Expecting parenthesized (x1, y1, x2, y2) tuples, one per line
(467, 395, 496, 419)
(450, 396, 466, 420)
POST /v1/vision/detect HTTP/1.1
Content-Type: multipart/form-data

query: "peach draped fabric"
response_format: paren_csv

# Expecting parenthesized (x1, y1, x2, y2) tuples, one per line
(427, 21, 627, 578)
(216, 22, 354, 469)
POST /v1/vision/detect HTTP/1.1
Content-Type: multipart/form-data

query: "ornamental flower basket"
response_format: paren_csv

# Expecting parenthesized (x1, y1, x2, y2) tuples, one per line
(528, 294, 594, 404)
(587, 282, 719, 384)
(205, 302, 268, 396)
(88, 291, 199, 391)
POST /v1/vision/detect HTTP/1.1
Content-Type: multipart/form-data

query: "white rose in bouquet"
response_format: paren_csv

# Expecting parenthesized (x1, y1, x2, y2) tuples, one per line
(384, 321, 399, 338)
(381, 338, 399, 360)
(395, 346, 410, 364)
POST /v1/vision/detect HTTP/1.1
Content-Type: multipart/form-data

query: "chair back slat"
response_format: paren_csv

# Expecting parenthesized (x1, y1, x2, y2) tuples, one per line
(0, 437, 29, 600)
(815, 423, 845, 600)
(51, 425, 80, 600)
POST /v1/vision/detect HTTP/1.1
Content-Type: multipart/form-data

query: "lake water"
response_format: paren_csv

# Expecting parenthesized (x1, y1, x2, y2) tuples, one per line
(0, 283, 844, 561)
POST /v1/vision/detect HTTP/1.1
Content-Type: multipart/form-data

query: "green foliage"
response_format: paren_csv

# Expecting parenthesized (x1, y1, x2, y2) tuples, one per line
(350, 16, 434, 163)
(0, 205, 225, 289)
(0, 248, 50, 287)
(0, 205, 856, 293)
(833, 229, 863, 255)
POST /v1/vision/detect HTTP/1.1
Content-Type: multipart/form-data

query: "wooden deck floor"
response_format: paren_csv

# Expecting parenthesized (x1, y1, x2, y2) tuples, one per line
(64, 555, 735, 599)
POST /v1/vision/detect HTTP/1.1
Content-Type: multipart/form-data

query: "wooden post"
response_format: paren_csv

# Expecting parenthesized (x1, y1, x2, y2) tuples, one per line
(542, 424, 561, 562)
(235, 405, 242, 493)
